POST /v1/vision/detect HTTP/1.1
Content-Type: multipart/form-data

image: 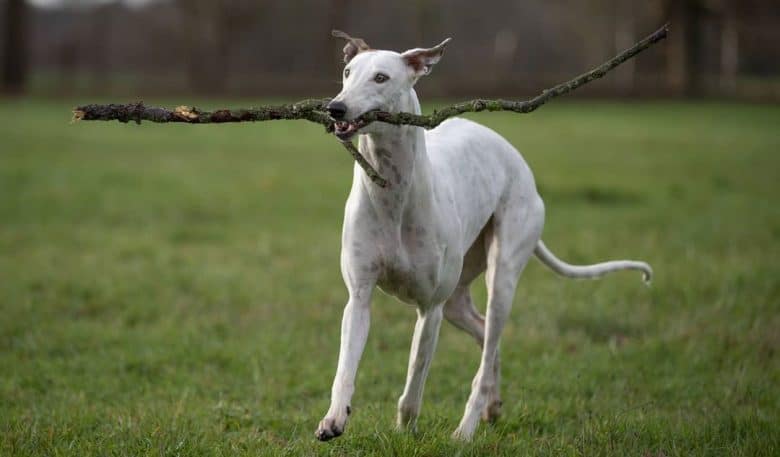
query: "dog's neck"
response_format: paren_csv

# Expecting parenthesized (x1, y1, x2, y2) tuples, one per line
(356, 88, 436, 226)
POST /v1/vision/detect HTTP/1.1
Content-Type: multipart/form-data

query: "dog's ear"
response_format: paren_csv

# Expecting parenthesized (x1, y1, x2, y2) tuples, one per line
(332, 30, 371, 64)
(401, 38, 452, 77)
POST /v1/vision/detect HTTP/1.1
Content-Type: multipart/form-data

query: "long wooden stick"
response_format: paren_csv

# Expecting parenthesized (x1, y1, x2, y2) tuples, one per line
(72, 23, 668, 187)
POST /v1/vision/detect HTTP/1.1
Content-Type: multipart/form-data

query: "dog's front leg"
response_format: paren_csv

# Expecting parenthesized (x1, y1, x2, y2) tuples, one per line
(397, 304, 444, 430)
(315, 284, 374, 441)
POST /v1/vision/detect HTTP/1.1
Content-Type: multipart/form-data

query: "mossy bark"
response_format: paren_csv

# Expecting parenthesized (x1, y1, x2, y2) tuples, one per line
(72, 24, 668, 188)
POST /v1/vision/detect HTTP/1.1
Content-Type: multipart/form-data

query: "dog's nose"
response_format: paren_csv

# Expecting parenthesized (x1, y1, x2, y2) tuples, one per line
(327, 101, 348, 120)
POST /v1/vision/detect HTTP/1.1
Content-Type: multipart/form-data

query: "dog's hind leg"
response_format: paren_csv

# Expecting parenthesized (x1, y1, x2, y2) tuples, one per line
(444, 286, 484, 345)
(444, 286, 503, 423)
(452, 195, 544, 440)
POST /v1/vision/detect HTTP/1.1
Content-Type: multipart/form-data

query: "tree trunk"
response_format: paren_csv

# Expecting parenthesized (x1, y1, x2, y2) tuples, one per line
(665, 0, 702, 96)
(2, 0, 28, 94)
(720, 2, 739, 94)
(177, 0, 227, 94)
(613, 0, 636, 94)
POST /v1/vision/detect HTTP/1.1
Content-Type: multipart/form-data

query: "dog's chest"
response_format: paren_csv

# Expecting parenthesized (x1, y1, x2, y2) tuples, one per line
(377, 244, 436, 306)
(377, 264, 434, 307)
(373, 224, 460, 307)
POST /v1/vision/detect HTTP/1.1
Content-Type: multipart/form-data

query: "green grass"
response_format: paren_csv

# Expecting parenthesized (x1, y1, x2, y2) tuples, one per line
(1, 98, 778, 456)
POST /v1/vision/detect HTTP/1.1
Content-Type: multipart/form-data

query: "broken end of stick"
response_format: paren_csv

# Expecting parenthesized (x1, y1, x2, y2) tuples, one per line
(174, 105, 200, 121)
(660, 22, 670, 36)
(71, 109, 85, 123)
(655, 22, 670, 41)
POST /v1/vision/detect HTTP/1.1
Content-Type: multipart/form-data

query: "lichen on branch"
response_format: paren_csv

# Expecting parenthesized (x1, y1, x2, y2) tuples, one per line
(72, 23, 669, 187)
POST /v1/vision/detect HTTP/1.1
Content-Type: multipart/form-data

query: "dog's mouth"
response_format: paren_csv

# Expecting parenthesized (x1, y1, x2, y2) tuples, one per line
(332, 109, 380, 141)
(333, 120, 363, 140)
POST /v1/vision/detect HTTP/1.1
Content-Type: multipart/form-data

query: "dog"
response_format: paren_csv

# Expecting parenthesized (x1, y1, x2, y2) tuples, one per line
(314, 31, 652, 442)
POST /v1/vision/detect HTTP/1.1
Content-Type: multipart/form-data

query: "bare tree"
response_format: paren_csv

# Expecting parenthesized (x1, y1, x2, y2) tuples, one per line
(175, 0, 263, 94)
(664, 0, 703, 96)
(720, 0, 739, 93)
(2, 0, 28, 94)
(613, 0, 637, 93)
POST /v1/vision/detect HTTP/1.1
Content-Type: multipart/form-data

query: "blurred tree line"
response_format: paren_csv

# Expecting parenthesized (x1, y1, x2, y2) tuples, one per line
(1, 0, 779, 98)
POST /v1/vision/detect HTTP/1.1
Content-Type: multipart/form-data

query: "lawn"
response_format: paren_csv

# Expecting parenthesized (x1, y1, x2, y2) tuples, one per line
(1, 98, 778, 456)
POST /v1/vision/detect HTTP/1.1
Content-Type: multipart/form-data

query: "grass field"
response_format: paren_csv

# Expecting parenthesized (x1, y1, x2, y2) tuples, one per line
(1, 99, 779, 456)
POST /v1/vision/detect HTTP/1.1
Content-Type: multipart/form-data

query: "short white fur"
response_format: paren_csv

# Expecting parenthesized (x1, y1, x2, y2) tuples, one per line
(314, 37, 651, 442)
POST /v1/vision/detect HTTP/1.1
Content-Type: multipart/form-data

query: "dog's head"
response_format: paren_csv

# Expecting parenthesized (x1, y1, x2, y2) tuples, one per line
(327, 30, 451, 140)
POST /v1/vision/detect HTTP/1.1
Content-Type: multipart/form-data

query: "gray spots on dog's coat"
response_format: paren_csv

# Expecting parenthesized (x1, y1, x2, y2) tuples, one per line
(319, 39, 650, 444)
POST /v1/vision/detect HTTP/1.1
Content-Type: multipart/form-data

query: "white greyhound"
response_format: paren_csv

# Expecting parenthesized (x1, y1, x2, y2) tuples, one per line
(314, 31, 652, 442)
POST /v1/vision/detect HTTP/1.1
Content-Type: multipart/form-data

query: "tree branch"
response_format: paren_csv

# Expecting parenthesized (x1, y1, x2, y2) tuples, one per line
(72, 23, 668, 187)
(359, 23, 669, 129)
(72, 99, 332, 125)
(340, 140, 388, 187)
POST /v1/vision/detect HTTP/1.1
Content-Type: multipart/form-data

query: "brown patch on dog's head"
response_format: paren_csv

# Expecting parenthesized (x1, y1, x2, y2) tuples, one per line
(332, 30, 371, 63)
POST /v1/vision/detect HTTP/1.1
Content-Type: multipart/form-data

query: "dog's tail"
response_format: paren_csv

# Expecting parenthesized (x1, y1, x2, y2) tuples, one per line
(534, 240, 652, 284)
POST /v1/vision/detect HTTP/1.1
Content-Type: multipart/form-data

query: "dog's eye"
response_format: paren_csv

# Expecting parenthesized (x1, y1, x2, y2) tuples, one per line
(344, 68, 350, 78)
(374, 73, 389, 84)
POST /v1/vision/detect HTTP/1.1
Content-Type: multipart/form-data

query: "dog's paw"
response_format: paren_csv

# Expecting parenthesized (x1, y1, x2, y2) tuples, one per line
(315, 409, 349, 442)
(481, 399, 502, 423)
(451, 426, 474, 442)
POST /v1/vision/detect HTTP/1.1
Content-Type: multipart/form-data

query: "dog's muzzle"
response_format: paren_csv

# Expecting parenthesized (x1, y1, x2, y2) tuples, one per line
(333, 120, 363, 140)
(331, 109, 380, 141)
